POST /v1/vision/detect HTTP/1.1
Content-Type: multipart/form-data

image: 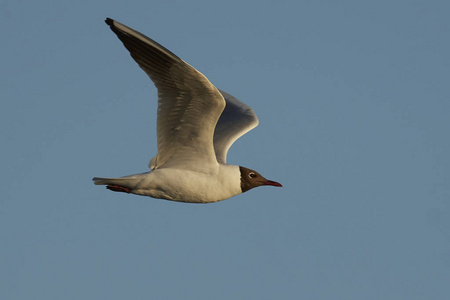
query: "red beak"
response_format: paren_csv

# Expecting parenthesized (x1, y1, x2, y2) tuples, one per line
(264, 180, 283, 187)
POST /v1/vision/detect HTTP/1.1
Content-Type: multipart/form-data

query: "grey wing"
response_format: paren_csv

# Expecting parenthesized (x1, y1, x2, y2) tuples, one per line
(105, 18, 225, 173)
(213, 90, 259, 164)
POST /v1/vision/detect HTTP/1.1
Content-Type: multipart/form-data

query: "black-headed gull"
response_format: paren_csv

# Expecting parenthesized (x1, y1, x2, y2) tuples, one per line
(93, 18, 282, 203)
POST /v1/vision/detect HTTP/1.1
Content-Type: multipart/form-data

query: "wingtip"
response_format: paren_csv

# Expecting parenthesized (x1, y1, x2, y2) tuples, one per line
(105, 18, 114, 26)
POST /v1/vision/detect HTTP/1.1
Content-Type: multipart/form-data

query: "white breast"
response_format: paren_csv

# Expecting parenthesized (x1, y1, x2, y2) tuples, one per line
(131, 164, 242, 203)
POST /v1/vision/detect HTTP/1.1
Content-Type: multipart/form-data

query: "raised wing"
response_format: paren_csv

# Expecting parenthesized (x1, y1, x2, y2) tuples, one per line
(149, 90, 258, 168)
(213, 90, 259, 164)
(105, 18, 225, 173)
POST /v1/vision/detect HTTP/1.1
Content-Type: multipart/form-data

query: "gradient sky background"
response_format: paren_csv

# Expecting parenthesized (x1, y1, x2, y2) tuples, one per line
(2, 0, 450, 299)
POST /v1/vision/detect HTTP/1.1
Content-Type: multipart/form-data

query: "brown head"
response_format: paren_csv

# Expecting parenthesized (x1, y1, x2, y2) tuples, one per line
(239, 166, 282, 193)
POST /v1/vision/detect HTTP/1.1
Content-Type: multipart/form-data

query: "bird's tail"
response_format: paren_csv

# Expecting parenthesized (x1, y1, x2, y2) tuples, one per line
(92, 176, 139, 193)
(92, 177, 135, 185)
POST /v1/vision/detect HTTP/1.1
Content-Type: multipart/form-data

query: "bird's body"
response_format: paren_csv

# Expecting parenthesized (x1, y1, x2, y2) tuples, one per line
(93, 18, 281, 203)
(94, 164, 241, 203)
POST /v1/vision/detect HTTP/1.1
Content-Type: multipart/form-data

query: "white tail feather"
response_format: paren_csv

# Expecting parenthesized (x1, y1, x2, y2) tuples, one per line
(92, 177, 137, 187)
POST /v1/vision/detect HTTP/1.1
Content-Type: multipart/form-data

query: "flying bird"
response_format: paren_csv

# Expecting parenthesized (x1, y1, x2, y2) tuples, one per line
(93, 18, 282, 203)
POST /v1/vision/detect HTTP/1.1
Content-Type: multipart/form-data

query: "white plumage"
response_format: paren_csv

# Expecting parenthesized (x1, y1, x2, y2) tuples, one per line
(93, 18, 281, 203)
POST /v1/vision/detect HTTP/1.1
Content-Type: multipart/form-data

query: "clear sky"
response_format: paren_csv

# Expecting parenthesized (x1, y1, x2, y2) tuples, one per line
(2, 0, 449, 299)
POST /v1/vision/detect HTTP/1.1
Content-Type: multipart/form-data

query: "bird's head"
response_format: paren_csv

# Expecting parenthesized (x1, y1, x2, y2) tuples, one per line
(239, 166, 282, 193)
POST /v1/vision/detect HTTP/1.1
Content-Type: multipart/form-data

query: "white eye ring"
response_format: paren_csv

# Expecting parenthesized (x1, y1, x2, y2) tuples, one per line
(249, 172, 256, 178)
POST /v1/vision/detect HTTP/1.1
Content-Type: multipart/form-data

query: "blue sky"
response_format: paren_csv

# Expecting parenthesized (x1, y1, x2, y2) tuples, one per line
(2, 0, 450, 299)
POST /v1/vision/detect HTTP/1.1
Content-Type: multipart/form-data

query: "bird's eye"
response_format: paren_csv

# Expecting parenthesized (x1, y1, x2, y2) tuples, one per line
(249, 172, 256, 178)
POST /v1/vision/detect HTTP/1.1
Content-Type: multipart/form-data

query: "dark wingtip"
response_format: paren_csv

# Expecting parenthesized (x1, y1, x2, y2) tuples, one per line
(105, 18, 114, 26)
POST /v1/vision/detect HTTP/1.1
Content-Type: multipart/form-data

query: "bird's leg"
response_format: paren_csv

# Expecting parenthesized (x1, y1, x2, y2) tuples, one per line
(106, 185, 131, 193)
